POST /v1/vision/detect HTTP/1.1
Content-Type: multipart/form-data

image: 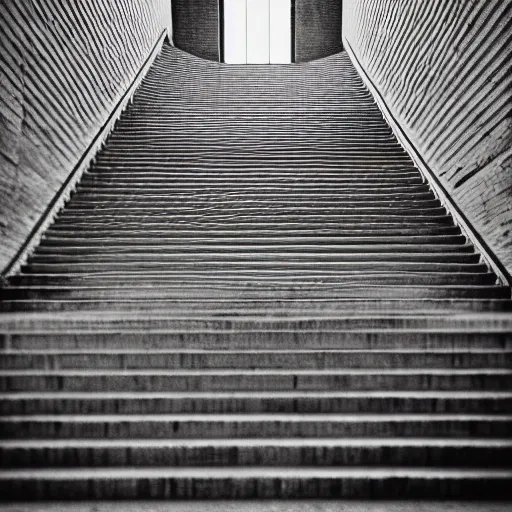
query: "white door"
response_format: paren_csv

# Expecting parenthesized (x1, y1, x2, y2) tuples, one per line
(269, 0, 292, 63)
(223, 0, 292, 64)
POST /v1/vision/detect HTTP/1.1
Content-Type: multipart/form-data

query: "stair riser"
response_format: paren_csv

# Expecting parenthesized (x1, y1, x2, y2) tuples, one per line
(11, 275, 500, 287)
(38, 235, 468, 245)
(3, 398, 511, 415)
(2, 352, 509, 370)
(20, 263, 488, 275)
(3, 332, 511, 350)
(2, 374, 509, 392)
(3, 475, 512, 500)
(3, 317, 510, 331)
(2, 445, 511, 468)
(76, 184, 432, 192)
(2, 420, 510, 439)
(49, 219, 458, 230)
(64, 197, 442, 206)
(75, 161, 421, 170)
(71, 187, 432, 197)
(4, 285, 506, 304)
(86, 166, 417, 173)
(71, 192, 438, 202)
(96, 142, 411, 150)
(28, 254, 481, 265)
(40, 229, 467, 240)
(33, 244, 477, 255)
(3, 299, 510, 313)
(79, 178, 427, 186)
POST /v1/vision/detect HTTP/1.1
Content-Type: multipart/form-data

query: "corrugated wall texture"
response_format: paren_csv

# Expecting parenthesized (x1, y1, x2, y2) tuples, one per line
(295, 0, 343, 62)
(344, 0, 512, 277)
(0, 0, 172, 274)
(172, 0, 220, 61)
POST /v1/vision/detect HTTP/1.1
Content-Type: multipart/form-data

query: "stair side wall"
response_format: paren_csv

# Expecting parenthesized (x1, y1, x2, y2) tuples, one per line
(295, 0, 343, 63)
(343, 0, 512, 278)
(0, 0, 172, 274)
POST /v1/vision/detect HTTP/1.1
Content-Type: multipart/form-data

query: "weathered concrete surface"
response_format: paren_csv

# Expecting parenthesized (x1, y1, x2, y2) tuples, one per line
(0, 501, 511, 511)
(343, 0, 512, 278)
(172, 0, 220, 61)
(295, 0, 343, 62)
(0, 0, 172, 274)
(2, 45, 507, 310)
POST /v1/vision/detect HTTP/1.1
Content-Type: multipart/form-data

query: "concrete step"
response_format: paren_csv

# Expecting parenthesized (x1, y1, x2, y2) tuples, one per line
(2, 368, 510, 392)
(39, 234, 469, 245)
(2, 438, 511, 468)
(33, 244, 478, 256)
(2, 349, 509, 370)
(1, 413, 511, 438)
(2, 298, 509, 313)
(2, 466, 512, 499)
(35, 243, 480, 253)
(83, 171, 423, 180)
(85, 158, 416, 169)
(3, 283, 507, 304)
(58, 206, 449, 218)
(16, 271, 495, 288)
(66, 198, 444, 209)
(3, 392, 511, 415)
(3, 329, 509, 350)
(0, 500, 505, 511)
(72, 190, 438, 201)
(28, 253, 483, 265)
(3, 298, 511, 313)
(80, 175, 426, 185)
(1, 313, 511, 341)
(49, 219, 458, 231)
(73, 184, 434, 194)
(13, 269, 498, 283)
(62, 200, 445, 210)
(43, 227, 464, 239)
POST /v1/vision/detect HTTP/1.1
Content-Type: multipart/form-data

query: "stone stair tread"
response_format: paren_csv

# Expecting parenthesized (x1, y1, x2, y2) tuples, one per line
(39, 235, 467, 243)
(28, 256, 482, 266)
(3, 298, 510, 314)
(2, 368, 510, 376)
(3, 392, 511, 401)
(2, 467, 512, 479)
(2, 312, 512, 330)
(2, 438, 512, 448)
(36, 243, 474, 250)
(6, 348, 510, 354)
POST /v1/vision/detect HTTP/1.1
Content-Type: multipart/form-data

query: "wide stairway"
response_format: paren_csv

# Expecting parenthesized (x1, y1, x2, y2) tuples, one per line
(1, 44, 511, 500)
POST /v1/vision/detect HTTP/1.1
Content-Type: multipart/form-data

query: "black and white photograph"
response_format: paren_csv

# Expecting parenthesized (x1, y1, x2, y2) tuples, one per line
(0, 0, 511, 509)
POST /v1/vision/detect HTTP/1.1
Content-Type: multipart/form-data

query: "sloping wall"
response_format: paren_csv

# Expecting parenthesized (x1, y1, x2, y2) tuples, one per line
(343, 0, 512, 277)
(295, 0, 343, 62)
(172, 0, 220, 61)
(0, 0, 172, 274)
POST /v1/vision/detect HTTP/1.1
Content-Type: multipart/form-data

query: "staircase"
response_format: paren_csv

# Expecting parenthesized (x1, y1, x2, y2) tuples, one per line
(1, 44, 511, 500)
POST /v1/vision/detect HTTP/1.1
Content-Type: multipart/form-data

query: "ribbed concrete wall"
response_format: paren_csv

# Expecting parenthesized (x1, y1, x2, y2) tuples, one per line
(0, 0, 172, 274)
(172, 0, 220, 61)
(295, 0, 343, 62)
(343, 0, 512, 277)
